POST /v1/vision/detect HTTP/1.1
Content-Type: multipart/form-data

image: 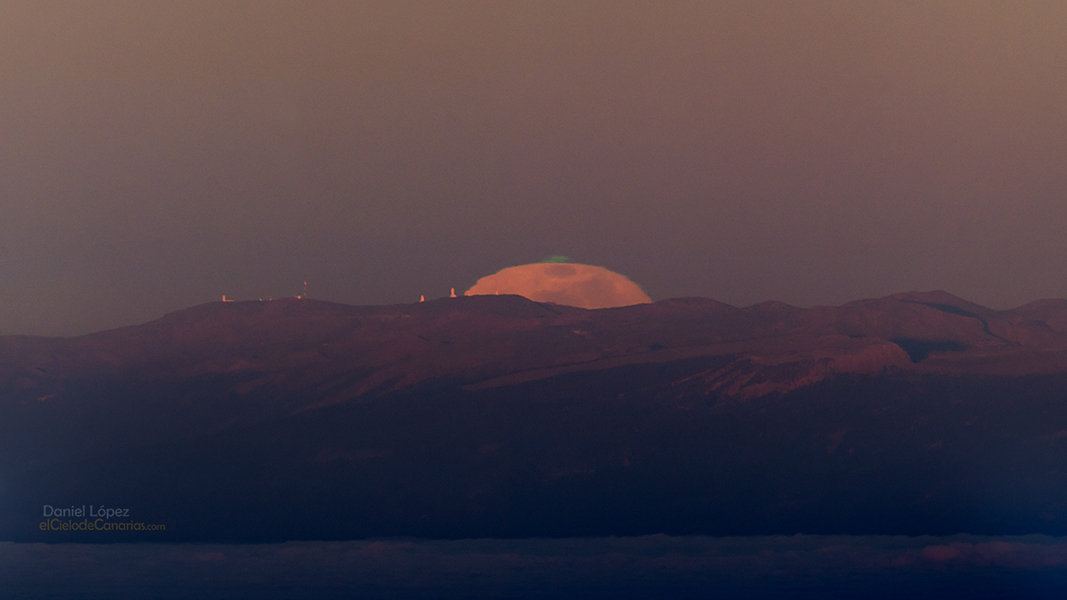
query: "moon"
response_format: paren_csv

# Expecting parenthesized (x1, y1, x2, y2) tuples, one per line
(465, 262, 652, 309)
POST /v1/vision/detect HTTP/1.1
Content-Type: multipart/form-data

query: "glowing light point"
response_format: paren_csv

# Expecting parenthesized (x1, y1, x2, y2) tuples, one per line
(450, 288, 456, 298)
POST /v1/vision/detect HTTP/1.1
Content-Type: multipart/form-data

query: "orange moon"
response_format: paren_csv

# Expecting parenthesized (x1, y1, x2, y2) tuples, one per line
(465, 263, 652, 309)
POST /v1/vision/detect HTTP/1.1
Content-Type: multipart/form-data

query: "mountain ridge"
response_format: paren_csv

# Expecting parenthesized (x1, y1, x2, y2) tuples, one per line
(6, 292, 1067, 541)
(5, 291, 1067, 407)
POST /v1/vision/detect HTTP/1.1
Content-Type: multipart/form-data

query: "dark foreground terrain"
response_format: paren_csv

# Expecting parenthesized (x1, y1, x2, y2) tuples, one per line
(5, 535, 1067, 599)
(3, 292, 1067, 542)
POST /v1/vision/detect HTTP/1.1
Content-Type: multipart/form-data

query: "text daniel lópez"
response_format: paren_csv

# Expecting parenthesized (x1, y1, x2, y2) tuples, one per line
(40, 504, 166, 532)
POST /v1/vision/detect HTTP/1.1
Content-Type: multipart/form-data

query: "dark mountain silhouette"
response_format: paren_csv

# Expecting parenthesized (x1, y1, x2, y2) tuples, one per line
(4, 292, 1067, 541)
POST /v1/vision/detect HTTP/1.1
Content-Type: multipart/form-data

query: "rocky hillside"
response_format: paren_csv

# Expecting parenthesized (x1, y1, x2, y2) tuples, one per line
(4, 292, 1067, 541)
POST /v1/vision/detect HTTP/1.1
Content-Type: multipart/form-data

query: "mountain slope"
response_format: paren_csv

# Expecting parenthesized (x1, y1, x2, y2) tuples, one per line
(4, 292, 1067, 541)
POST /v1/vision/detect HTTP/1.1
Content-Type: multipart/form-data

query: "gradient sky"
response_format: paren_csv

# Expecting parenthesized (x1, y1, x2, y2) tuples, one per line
(3, 1, 1067, 336)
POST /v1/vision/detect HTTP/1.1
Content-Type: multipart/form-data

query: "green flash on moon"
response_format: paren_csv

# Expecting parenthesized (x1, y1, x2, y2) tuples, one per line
(465, 263, 652, 309)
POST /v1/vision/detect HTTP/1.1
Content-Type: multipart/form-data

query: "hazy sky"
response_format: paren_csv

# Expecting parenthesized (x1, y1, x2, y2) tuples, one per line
(3, 1, 1066, 335)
